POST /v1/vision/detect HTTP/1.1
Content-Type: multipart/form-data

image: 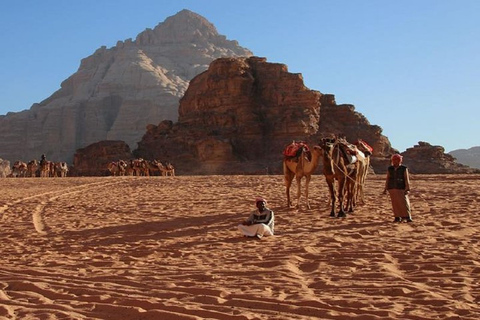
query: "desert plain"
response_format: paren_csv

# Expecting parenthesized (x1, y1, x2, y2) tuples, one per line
(0, 173, 479, 319)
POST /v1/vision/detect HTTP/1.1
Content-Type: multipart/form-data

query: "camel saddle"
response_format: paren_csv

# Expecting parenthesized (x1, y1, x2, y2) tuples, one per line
(283, 141, 311, 162)
(355, 139, 373, 155)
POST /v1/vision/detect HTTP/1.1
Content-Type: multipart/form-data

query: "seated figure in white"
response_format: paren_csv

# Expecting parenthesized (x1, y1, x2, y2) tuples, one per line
(238, 197, 274, 239)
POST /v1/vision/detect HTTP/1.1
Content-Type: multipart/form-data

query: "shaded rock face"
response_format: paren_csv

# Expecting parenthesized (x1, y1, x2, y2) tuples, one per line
(71, 140, 132, 176)
(449, 146, 480, 169)
(401, 142, 479, 174)
(315, 94, 396, 173)
(0, 9, 252, 164)
(135, 57, 393, 174)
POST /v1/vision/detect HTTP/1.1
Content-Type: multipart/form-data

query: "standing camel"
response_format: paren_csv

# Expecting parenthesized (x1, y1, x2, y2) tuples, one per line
(354, 139, 373, 204)
(283, 142, 322, 209)
(27, 160, 39, 177)
(320, 138, 358, 217)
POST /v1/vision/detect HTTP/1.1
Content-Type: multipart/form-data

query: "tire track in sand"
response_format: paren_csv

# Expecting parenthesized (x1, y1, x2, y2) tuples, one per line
(0, 178, 131, 235)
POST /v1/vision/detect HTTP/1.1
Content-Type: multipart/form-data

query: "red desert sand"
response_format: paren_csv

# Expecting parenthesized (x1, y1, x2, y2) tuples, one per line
(0, 174, 479, 319)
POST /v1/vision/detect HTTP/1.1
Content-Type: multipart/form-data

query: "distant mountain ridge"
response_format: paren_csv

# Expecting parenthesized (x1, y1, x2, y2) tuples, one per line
(449, 146, 480, 169)
(0, 9, 252, 163)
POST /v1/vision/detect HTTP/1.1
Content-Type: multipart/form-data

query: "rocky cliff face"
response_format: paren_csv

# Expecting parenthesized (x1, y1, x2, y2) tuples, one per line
(0, 9, 252, 164)
(71, 140, 133, 176)
(134, 56, 394, 174)
(402, 142, 479, 174)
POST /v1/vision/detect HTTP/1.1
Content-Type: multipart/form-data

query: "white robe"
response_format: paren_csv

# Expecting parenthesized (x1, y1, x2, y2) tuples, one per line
(237, 208, 274, 238)
(238, 223, 273, 238)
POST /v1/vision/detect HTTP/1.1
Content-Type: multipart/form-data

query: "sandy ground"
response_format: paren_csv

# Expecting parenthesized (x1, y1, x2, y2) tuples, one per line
(0, 174, 479, 320)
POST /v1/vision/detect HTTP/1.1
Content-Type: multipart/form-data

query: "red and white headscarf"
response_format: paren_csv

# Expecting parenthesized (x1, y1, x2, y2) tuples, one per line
(391, 154, 403, 161)
(255, 197, 267, 204)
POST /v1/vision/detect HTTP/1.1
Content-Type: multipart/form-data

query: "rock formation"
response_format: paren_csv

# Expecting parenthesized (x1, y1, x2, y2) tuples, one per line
(72, 58, 473, 176)
(71, 140, 132, 176)
(0, 9, 252, 164)
(401, 142, 479, 174)
(314, 94, 396, 172)
(134, 56, 395, 174)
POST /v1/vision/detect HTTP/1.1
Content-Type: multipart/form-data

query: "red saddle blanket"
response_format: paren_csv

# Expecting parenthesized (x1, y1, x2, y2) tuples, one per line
(283, 141, 310, 158)
(355, 139, 373, 154)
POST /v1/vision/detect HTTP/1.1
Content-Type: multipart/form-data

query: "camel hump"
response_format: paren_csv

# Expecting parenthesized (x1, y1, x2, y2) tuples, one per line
(283, 141, 310, 158)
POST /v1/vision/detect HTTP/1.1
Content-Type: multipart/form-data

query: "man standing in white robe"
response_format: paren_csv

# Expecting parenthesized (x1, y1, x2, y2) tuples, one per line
(238, 197, 274, 239)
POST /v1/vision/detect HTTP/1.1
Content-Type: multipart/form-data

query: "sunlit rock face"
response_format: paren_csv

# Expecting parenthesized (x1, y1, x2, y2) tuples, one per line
(135, 56, 320, 174)
(0, 9, 252, 163)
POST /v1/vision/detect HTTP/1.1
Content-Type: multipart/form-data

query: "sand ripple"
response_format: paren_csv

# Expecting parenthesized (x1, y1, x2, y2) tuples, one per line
(0, 174, 479, 319)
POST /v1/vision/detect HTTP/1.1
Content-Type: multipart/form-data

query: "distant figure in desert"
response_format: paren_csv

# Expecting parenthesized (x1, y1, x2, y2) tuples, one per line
(40, 154, 47, 166)
(383, 154, 413, 222)
(238, 197, 274, 239)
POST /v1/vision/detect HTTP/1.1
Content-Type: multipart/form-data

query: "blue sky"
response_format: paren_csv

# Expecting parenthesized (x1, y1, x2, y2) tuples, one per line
(1, 0, 478, 152)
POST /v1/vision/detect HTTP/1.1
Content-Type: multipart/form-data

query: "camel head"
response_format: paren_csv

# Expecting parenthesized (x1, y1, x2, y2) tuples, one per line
(319, 138, 336, 175)
(319, 138, 335, 155)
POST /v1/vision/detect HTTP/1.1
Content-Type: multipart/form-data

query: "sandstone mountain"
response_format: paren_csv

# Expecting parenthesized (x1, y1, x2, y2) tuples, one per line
(133, 56, 397, 175)
(0, 9, 252, 163)
(402, 142, 479, 174)
(448, 146, 480, 169)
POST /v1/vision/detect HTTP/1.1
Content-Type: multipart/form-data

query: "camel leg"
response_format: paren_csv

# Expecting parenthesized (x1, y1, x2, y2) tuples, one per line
(346, 171, 356, 212)
(304, 175, 311, 209)
(359, 175, 366, 204)
(337, 177, 347, 218)
(284, 171, 294, 207)
(346, 181, 354, 212)
(295, 175, 302, 209)
(285, 179, 292, 207)
(326, 178, 336, 217)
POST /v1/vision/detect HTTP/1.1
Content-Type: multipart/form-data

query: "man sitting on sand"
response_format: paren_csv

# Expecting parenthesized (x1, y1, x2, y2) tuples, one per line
(238, 197, 274, 239)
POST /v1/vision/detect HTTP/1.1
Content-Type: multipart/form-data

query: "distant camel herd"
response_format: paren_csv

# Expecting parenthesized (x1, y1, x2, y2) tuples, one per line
(107, 159, 175, 177)
(283, 136, 373, 217)
(0, 157, 175, 178)
(0, 159, 69, 178)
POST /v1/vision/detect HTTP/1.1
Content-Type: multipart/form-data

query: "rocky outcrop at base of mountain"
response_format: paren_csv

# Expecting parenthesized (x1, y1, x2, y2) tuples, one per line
(134, 56, 395, 175)
(448, 146, 480, 169)
(402, 142, 479, 174)
(71, 140, 132, 176)
(0, 9, 252, 164)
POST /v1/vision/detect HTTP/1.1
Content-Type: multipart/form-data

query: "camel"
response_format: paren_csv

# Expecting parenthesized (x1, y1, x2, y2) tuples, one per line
(27, 160, 39, 177)
(107, 160, 127, 176)
(0, 159, 11, 178)
(344, 160, 358, 213)
(125, 160, 135, 176)
(320, 138, 359, 217)
(145, 160, 160, 176)
(54, 162, 69, 177)
(154, 160, 175, 176)
(165, 162, 175, 176)
(354, 139, 373, 204)
(283, 142, 322, 209)
(131, 159, 148, 176)
(39, 160, 52, 177)
(12, 161, 27, 177)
